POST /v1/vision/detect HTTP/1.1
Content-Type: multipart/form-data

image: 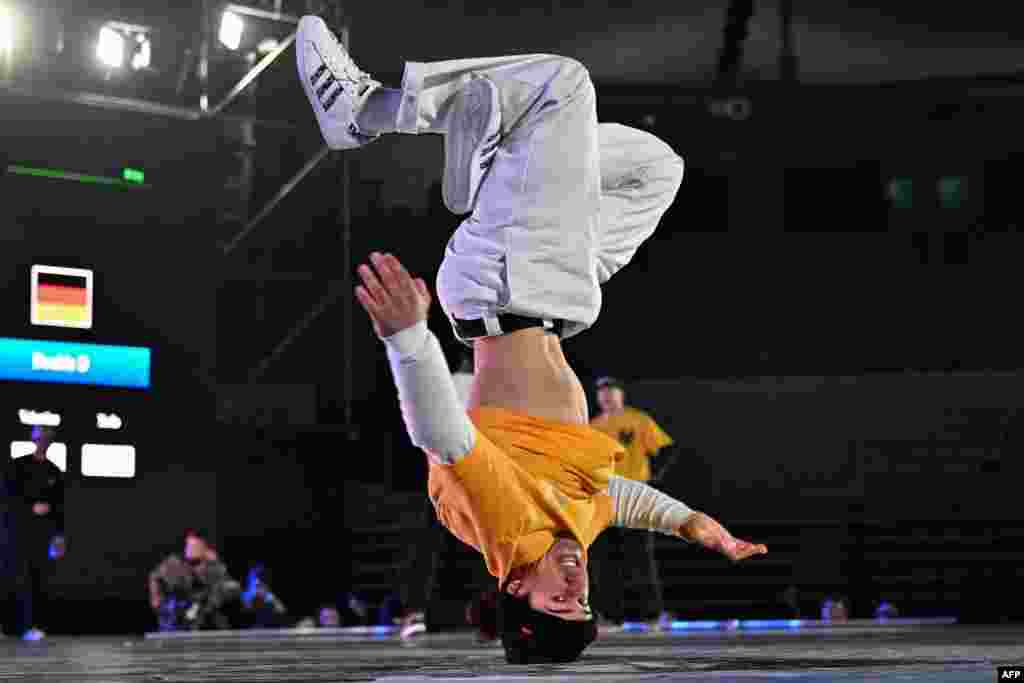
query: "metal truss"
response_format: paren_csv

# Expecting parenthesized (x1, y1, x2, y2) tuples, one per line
(2, 2, 356, 427)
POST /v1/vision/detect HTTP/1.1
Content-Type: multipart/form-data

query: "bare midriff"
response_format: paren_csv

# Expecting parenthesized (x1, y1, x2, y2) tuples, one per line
(469, 327, 588, 425)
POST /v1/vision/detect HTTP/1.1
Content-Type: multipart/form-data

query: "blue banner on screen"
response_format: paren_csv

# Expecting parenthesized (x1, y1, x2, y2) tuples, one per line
(0, 337, 151, 389)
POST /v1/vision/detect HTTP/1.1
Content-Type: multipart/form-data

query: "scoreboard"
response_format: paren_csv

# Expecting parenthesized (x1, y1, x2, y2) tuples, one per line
(2, 263, 151, 479)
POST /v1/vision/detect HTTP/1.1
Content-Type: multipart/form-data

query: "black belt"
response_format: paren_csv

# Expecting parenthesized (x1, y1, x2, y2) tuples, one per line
(454, 314, 565, 340)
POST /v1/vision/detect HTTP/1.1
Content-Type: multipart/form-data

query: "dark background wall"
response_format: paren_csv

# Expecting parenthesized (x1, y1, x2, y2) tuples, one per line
(68, 0, 1024, 85)
(626, 374, 1022, 523)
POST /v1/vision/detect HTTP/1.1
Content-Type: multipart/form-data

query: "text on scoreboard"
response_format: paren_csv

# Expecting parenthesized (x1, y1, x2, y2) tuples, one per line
(0, 337, 150, 389)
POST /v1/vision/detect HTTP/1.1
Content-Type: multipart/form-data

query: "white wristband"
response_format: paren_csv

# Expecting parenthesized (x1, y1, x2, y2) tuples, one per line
(382, 320, 429, 360)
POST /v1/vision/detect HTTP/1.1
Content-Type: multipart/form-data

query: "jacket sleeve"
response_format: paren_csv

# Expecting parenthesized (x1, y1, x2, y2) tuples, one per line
(607, 475, 694, 537)
(382, 320, 475, 464)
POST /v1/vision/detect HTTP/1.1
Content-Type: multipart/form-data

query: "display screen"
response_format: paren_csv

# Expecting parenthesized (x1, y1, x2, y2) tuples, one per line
(0, 337, 151, 388)
(3, 261, 153, 479)
(31, 265, 94, 329)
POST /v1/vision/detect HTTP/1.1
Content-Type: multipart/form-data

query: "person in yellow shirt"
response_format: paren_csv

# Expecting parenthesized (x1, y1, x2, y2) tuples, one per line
(590, 376, 678, 626)
(592, 377, 676, 483)
(353, 252, 767, 663)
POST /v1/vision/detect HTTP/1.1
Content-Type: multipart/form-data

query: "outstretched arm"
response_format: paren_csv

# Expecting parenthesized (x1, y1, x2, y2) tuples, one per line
(609, 475, 693, 535)
(608, 476, 767, 562)
(356, 252, 474, 464)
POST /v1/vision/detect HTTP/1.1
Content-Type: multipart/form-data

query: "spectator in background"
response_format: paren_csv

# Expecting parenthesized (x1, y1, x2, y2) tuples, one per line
(238, 563, 289, 628)
(4, 426, 66, 641)
(589, 377, 676, 627)
(820, 595, 849, 622)
(148, 530, 241, 631)
(780, 584, 801, 618)
(874, 600, 899, 620)
(317, 604, 341, 627)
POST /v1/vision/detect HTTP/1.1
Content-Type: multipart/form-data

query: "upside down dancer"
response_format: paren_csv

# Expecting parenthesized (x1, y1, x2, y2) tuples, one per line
(297, 15, 768, 663)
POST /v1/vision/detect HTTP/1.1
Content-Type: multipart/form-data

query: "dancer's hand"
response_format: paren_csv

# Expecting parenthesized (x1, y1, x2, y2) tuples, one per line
(355, 252, 432, 338)
(678, 512, 767, 562)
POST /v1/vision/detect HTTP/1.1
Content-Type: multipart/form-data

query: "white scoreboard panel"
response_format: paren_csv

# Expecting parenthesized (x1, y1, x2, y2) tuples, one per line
(3, 374, 149, 480)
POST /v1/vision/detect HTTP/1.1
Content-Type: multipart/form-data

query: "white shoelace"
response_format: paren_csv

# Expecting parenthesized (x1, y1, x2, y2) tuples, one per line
(316, 35, 375, 93)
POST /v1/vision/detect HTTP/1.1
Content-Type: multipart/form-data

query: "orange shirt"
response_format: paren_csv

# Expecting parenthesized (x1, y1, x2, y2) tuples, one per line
(427, 406, 624, 584)
(591, 407, 674, 482)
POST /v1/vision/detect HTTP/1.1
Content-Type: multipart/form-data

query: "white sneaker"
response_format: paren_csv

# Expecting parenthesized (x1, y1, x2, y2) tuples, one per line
(293, 617, 316, 630)
(22, 628, 45, 642)
(443, 75, 501, 215)
(296, 15, 382, 150)
(399, 611, 426, 640)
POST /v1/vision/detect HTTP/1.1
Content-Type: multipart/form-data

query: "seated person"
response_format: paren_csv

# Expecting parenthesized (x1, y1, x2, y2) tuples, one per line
(238, 563, 289, 628)
(820, 595, 850, 622)
(148, 529, 241, 631)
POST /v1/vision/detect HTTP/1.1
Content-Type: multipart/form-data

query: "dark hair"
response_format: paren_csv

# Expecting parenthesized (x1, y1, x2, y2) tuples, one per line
(595, 376, 624, 392)
(498, 591, 598, 664)
(183, 528, 210, 544)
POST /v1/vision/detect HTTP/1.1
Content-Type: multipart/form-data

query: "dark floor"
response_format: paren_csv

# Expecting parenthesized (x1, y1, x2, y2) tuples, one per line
(1, 624, 1021, 681)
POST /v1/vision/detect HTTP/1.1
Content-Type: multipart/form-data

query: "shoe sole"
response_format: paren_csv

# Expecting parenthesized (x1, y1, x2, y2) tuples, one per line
(443, 77, 500, 214)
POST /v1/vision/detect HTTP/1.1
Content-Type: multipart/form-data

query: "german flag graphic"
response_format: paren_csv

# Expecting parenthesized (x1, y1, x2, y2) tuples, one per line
(31, 266, 93, 329)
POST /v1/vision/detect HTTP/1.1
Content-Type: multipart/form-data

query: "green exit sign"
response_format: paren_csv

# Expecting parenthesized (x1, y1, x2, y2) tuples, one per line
(122, 168, 145, 184)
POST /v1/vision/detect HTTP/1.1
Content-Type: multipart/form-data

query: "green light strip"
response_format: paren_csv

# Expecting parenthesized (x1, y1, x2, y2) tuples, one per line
(6, 165, 151, 189)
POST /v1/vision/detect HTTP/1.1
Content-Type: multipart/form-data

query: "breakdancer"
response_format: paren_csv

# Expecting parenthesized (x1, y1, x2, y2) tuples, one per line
(297, 15, 767, 663)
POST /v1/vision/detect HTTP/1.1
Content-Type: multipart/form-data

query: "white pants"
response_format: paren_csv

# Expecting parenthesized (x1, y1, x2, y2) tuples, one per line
(396, 55, 685, 342)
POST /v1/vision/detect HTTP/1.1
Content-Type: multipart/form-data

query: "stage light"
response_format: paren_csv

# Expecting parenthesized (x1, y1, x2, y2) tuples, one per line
(0, 6, 14, 55)
(131, 33, 151, 70)
(219, 11, 244, 50)
(740, 619, 804, 630)
(667, 620, 722, 631)
(97, 25, 125, 69)
(257, 37, 279, 54)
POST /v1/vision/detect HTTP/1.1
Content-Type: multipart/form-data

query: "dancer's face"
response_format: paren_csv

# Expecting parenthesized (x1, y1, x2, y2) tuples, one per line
(597, 386, 624, 414)
(504, 538, 591, 621)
